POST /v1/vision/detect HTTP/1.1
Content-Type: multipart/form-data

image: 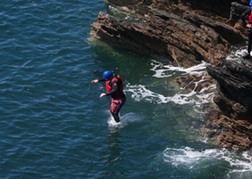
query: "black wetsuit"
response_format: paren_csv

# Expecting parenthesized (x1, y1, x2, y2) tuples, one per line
(98, 75, 126, 122)
(241, 7, 252, 57)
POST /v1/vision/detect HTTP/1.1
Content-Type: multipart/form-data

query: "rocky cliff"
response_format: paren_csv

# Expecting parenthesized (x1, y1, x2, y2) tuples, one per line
(90, 0, 252, 151)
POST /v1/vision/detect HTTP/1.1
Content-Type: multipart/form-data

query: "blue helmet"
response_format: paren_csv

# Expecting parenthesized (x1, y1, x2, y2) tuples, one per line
(102, 70, 113, 80)
(250, 0, 252, 6)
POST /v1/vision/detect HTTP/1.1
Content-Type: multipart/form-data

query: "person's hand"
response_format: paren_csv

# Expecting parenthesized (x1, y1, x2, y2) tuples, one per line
(246, 24, 252, 28)
(100, 93, 106, 98)
(91, 79, 99, 83)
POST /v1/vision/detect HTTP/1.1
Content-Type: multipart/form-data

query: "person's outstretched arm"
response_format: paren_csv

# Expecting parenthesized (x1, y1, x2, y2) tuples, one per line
(91, 78, 106, 83)
(241, 8, 251, 24)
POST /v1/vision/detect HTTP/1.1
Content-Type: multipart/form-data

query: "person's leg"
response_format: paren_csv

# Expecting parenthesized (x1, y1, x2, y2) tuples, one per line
(110, 98, 126, 123)
(111, 112, 120, 123)
(248, 31, 252, 55)
(244, 30, 252, 58)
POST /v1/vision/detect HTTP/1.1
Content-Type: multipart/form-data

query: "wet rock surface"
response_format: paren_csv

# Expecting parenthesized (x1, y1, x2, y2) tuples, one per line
(91, 0, 252, 151)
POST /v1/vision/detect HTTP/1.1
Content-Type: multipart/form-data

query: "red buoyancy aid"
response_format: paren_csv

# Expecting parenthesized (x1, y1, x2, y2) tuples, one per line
(105, 75, 124, 93)
(249, 12, 252, 23)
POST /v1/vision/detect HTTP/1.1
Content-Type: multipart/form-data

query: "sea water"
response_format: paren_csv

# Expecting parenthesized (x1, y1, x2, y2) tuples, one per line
(0, 1, 252, 178)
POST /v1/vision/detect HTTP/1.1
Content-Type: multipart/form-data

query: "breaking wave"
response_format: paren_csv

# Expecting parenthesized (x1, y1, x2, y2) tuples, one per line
(163, 147, 252, 178)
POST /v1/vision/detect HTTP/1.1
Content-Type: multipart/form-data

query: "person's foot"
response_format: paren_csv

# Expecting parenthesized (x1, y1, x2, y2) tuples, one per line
(243, 54, 251, 59)
(112, 113, 120, 123)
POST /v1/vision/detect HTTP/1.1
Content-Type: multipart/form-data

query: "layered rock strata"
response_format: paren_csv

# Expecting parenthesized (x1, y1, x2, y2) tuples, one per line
(91, 0, 246, 67)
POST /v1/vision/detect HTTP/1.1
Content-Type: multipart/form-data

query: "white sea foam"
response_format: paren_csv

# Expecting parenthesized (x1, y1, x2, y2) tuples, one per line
(163, 147, 252, 176)
(151, 60, 208, 78)
(126, 84, 195, 105)
(226, 46, 248, 61)
(164, 147, 224, 165)
(125, 61, 215, 106)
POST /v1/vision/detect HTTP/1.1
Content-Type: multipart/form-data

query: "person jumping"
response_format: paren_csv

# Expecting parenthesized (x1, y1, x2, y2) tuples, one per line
(91, 70, 126, 123)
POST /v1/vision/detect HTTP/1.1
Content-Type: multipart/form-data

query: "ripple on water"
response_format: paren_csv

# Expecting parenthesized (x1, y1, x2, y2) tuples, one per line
(2, 1, 252, 178)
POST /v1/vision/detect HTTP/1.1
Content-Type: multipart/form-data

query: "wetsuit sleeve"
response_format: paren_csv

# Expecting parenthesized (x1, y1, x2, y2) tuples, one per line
(98, 78, 106, 82)
(105, 81, 118, 96)
(241, 8, 251, 24)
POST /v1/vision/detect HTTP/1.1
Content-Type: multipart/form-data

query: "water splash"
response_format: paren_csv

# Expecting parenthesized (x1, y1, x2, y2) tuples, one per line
(107, 112, 143, 131)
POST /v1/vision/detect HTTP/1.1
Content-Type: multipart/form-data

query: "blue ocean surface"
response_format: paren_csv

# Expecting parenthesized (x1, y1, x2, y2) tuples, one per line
(1, 1, 252, 178)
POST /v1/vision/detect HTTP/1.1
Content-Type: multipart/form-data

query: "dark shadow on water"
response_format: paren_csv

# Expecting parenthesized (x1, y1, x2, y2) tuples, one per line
(108, 131, 121, 164)
(101, 131, 125, 178)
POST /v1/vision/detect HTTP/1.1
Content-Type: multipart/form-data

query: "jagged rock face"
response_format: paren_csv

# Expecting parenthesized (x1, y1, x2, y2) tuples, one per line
(204, 111, 252, 151)
(205, 59, 252, 151)
(91, 0, 245, 68)
(207, 59, 252, 120)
